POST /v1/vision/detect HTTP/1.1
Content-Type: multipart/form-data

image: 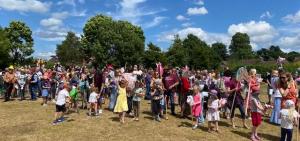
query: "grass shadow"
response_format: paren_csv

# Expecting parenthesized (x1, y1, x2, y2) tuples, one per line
(178, 121, 193, 127)
(231, 130, 280, 141)
(218, 120, 231, 127)
(144, 116, 154, 121)
(109, 117, 120, 122)
(231, 130, 250, 138)
(66, 119, 75, 122)
(142, 111, 153, 116)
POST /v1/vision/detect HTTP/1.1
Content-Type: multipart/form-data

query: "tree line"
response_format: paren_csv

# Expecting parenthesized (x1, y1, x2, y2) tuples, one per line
(1, 14, 300, 70)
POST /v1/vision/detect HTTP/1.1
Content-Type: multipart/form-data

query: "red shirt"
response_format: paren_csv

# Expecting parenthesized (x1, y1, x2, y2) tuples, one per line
(180, 77, 190, 94)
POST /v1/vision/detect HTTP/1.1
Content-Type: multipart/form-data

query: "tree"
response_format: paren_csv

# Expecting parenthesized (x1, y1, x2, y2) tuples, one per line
(143, 42, 166, 68)
(5, 21, 34, 65)
(0, 27, 10, 68)
(56, 32, 83, 66)
(286, 51, 300, 62)
(211, 42, 228, 60)
(229, 32, 253, 59)
(81, 14, 145, 67)
(166, 35, 188, 67)
(256, 48, 271, 61)
(268, 45, 285, 60)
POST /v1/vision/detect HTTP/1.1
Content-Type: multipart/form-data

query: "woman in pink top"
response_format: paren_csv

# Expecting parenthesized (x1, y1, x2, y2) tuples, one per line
(191, 85, 202, 130)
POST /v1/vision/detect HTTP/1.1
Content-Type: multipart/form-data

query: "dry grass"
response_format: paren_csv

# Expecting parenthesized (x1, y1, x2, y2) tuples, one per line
(0, 85, 298, 141)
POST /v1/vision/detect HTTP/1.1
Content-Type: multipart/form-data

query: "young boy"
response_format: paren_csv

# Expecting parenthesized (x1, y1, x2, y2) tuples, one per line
(53, 83, 70, 125)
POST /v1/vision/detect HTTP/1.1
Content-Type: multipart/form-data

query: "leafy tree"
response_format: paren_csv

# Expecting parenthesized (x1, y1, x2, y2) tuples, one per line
(5, 21, 34, 65)
(211, 42, 228, 60)
(0, 27, 10, 68)
(143, 42, 166, 68)
(229, 32, 253, 59)
(56, 32, 83, 66)
(286, 51, 300, 62)
(166, 35, 188, 67)
(268, 45, 285, 60)
(256, 48, 271, 61)
(81, 14, 145, 67)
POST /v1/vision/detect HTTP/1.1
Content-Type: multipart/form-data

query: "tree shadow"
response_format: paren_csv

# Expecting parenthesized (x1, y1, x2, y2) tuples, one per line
(178, 121, 193, 127)
(142, 111, 153, 116)
(66, 119, 75, 122)
(144, 116, 154, 121)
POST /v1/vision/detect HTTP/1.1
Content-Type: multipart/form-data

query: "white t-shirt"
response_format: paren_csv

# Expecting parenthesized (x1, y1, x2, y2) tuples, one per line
(56, 89, 69, 106)
(89, 92, 98, 103)
(280, 109, 299, 129)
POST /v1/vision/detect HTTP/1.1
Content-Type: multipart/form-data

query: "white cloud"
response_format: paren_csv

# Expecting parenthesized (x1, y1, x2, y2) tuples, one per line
(0, 0, 51, 13)
(158, 27, 230, 45)
(40, 18, 63, 27)
(78, 0, 85, 4)
(260, 11, 272, 19)
(187, 7, 208, 15)
(57, 0, 76, 6)
(228, 21, 276, 43)
(282, 10, 300, 24)
(195, 0, 204, 5)
(278, 34, 300, 50)
(182, 22, 193, 27)
(52, 11, 69, 19)
(35, 30, 68, 41)
(144, 16, 166, 28)
(35, 52, 56, 60)
(176, 15, 189, 21)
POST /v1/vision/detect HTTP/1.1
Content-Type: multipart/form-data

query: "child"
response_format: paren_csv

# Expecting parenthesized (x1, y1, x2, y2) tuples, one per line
(280, 100, 299, 141)
(249, 92, 264, 141)
(114, 79, 128, 123)
(69, 84, 79, 113)
(88, 86, 99, 116)
(132, 80, 144, 121)
(206, 90, 220, 133)
(151, 81, 164, 122)
(191, 85, 202, 130)
(41, 75, 51, 106)
(53, 83, 70, 125)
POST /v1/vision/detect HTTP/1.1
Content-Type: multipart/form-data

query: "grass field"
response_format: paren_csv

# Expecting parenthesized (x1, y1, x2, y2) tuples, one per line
(0, 85, 298, 141)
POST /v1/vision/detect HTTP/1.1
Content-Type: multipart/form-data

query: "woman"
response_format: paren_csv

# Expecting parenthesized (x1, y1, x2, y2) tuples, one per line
(270, 70, 281, 124)
(227, 74, 249, 129)
(279, 73, 297, 109)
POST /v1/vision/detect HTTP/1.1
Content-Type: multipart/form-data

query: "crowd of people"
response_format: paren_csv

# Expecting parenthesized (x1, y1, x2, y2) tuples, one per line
(1, 63, 300, 141)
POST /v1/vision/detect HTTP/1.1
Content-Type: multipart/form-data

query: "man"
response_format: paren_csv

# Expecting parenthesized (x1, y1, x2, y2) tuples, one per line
(163, 69, 179, 115)
(29, 67, 38, 100)
(3, 66, 16, 102)
(53, 83, 70, 125)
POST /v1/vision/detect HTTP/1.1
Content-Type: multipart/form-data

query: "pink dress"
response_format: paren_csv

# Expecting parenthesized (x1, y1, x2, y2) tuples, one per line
(192, 93, 202, 117)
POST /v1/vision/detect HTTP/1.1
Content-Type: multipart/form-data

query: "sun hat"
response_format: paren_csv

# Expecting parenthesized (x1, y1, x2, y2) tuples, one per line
(8, 65, 14, 70)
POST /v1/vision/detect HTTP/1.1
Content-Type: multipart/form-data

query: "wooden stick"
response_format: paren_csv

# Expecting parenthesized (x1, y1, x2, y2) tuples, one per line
(165, 95, 168, 120)
(230, 91, 237, 118)
(297, 106, 299, 141)
(245, 84, 251, 117)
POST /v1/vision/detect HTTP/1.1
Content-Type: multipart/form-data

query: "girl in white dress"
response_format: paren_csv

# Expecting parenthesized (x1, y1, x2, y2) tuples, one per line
(207, 90, 221, 133)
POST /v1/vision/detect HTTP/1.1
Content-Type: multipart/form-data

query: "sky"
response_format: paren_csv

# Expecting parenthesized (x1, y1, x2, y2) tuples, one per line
(1, 0, 300, 59)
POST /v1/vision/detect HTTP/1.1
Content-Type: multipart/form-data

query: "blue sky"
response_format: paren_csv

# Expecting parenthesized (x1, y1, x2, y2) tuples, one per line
(1, 0, 300, 59)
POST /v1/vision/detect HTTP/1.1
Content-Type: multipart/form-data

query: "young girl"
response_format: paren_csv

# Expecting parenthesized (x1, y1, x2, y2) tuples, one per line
(114, 79, 128, 123)
(88, 86, 99, 116)
(132, 80, 144, 121)
(280, 100, 299, 141)
(41, 75, 50, 106)
(191, 85, 202, 130)
(250, 92, 264, 141)
(151, 81, 164, 122)
(206, 90, 220, 133)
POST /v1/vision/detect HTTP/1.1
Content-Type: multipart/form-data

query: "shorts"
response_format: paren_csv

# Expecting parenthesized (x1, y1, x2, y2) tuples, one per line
(56, 104, 66, 112)
(42, 89, 49, 97)
(251, 112, 262, 127)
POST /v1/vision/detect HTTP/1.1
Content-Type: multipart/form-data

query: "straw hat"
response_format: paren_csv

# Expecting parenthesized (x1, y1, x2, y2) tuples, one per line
(8, 65, 14, 70)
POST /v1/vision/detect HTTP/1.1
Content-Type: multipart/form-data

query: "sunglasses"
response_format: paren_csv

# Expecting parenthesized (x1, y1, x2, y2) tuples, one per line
(280, 77, 286, 79)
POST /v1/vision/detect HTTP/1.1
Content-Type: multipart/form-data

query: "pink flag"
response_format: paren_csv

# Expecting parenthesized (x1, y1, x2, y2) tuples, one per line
(156, 62, 164, 77)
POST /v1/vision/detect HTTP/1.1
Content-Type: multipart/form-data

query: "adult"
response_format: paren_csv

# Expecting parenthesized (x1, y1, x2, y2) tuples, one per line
(163, 69, 179, 115)
(179, 71, 191, 118)
(227, 74, 249, 129)
(279, 73, 297, 108)
(270, 70, 281, 124)
(29, 66, 39, 100)
(3, 66, 16, 102)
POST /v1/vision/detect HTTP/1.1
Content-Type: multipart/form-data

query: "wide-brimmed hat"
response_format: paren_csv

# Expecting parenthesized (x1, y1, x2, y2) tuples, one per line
(8, 65, 14, 70)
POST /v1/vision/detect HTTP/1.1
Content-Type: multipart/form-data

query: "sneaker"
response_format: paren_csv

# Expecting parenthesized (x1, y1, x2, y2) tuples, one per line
(192, 125, 198, 130)
(99, 109, 103, 114)
(156, 116, 161, 122)
(52, 121, 58, 125)
(95, 113, 100, 116)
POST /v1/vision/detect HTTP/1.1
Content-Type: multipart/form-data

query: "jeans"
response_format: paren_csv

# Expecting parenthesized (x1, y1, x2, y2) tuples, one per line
(30, 84, 38, 100)
(127, 96, 133, 114)
(109, 87, 117, 110)
(145, 83, 151, 100)
(230, 104, 246, 119)
(166, 90, 175, 114)
(280, 128, 293, 141)
(4, 83, 13, 101)
(133, 101, 140, 118)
